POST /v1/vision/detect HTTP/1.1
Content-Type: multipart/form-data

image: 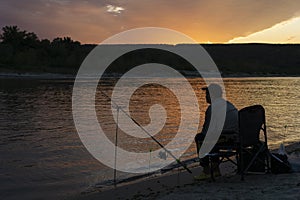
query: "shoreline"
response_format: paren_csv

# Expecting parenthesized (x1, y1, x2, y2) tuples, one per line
(74, 142, 300, 200)
(0, 71, 299, 80)
(0, 72, 75, 80)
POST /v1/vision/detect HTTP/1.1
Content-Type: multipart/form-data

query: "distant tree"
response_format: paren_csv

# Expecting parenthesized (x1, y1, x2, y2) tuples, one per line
(0, 26, 26, 46)
(23, 32, 39, 48)
(51, 37, 80, 48)
(40, 39, 50, 48)
(0, 25, 91, 72)
(0, 25, 39, 48)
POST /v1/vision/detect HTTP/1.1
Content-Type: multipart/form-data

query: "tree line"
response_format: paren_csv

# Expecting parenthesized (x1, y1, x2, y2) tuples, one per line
(0, 25, 93, 73)
(0, 25, 299, 76)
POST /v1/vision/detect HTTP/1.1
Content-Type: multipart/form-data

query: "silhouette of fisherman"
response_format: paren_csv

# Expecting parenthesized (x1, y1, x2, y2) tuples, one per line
(194, 83, 238, 180)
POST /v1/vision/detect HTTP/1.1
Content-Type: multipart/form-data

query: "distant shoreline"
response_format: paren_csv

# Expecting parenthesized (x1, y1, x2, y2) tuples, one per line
(0, 72, 74, 79)
(0, 69, 299, 79)
(1, 43, 300, 77)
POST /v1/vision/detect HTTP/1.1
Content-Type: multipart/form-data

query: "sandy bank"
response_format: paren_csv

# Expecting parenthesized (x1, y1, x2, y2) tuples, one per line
(73, 142, 300, 200)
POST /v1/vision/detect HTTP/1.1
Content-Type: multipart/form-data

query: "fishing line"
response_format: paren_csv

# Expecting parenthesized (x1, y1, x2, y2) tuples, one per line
(100, 90, 192, 174)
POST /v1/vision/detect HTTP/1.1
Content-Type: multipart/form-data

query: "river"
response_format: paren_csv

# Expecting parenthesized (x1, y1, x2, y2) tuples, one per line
(0, 77, 299, 199)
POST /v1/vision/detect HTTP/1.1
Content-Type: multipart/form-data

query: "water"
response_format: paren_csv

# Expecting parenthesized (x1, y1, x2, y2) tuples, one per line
(0, 77, 300, 199)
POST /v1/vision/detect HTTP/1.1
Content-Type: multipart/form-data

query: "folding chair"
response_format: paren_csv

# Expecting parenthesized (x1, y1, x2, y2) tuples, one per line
(238, 105, 271, 180)
(207, 131, 240, 181)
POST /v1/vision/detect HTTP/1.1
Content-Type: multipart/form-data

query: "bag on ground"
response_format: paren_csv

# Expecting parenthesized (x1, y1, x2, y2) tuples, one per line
(270, 153, 291, 174)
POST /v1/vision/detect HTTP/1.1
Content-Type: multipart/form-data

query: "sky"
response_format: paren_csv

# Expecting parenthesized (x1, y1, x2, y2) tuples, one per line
(0, 0, 300, 44)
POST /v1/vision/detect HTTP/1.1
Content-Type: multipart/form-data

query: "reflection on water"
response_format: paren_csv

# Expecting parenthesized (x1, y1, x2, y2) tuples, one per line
(0, 77, 299, 199)
(224, 77, 300, 146)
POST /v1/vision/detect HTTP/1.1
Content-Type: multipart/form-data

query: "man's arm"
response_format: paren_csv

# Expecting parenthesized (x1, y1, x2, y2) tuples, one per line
(201, 105, 211, 135)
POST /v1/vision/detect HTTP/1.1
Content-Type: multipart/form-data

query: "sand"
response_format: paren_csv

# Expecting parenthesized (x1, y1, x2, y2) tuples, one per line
(157, 173, 300, 200)
(74, 142, 300, 200)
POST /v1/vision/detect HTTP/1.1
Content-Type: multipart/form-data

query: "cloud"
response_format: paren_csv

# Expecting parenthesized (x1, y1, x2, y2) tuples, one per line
(106, 4, 125, 14)
(228, 16, 300, 43)
(1, 0, 300, 43)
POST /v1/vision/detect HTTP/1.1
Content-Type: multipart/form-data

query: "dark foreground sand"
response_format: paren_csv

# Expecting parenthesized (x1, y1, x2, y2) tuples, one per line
(156, 173, 300, 200)
(74, 143, 300, 200)
(74, 172, 300, 200)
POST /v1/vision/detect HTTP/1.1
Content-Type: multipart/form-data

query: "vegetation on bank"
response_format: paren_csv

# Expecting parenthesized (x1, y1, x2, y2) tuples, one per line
(0, 26, 299, 76)
(202, 44, 300, 76)
(0, 25, 92, 74)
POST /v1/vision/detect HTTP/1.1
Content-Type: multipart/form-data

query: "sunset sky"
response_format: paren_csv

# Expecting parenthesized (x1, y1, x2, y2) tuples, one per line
(0, 0, 300, 44)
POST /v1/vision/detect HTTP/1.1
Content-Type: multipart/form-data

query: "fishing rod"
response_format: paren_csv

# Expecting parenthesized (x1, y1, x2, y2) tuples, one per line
(100, 90, 192, 174)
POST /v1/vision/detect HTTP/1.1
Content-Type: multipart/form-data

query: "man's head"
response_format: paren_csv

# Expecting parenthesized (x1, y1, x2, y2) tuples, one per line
(202, 84, 223, 104)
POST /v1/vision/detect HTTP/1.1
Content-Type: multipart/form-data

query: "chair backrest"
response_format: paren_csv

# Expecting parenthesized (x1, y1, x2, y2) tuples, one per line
(238, 105, 266, 147)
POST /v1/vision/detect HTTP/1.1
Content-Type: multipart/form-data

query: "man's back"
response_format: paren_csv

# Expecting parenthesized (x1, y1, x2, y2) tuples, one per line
(204, 98, 238, 134)
(223, 100, 238, 132)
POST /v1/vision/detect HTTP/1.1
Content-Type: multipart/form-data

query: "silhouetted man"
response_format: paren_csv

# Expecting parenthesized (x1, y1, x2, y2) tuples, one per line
(194, 83, 238, 180)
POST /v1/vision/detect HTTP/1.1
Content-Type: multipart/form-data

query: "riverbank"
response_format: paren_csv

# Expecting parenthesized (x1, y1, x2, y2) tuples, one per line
(1, 70, 299, 80)
(74, 142, 300, 200)
(0, 67, 74, 79)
